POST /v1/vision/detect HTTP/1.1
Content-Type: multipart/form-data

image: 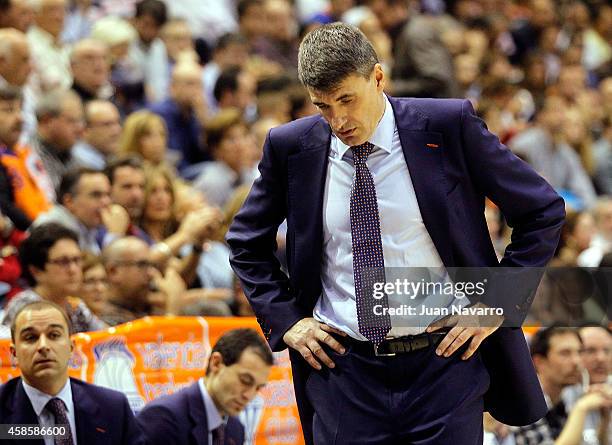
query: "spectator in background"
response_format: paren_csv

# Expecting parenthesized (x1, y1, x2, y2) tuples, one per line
(201, 32, 249, 116)
(159, 18, 197, 66)
(150, 62, 209, 171)
(137, 328, 273, 445)
(104, 156, 150, 242)
(368, 0, 459, 98)
(510, 96, 597, 211)
(1, 222, 106, 333)
(70, 38, 113, 103)
(72, 100, 122, 170)
(119, 110, 173, 171)
(129, 0, 170, 104)
(237, 0, 266, 42)
(256, 75, 292, 123)
(80, 252, 111, 317)
(0, 208, 26, 300)
(61, 0, 103, 44)
(32, 168, 127, 255)
(90, 15, 143, 117)
(193, 108, 251, 208)
(0, 0, 34, 32)
(101, 236, 186, 325)
(252, 0, 300, 71)
(557, 210, 597, 266)
(213, 66, 256, 120)
(558, 325, 612, 445)
(33, 89, 84, 191)
(1, 300, 144, 444)
(578, 198, 612, 267)
(514, 326, 611, 445)
(0, 28, 36, 144)
(27, 0, 72, 94)
(0, 85, 53, 229)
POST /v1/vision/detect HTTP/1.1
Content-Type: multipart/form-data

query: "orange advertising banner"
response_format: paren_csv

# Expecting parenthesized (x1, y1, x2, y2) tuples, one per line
(0, 316, 305, 445)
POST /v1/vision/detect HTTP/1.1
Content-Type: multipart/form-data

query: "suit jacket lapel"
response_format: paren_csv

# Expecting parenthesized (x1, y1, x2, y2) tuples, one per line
(389, 97, 455, 267)
(8, 379, 44, 445)
(287, 118, 330, 293)
(71, 379, 103, 444)
(187, 383, 208, 445)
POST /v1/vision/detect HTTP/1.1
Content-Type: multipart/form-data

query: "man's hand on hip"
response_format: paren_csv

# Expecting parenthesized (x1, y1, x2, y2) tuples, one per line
(283, 318, 347, 370)
(426, 303, 504, 360)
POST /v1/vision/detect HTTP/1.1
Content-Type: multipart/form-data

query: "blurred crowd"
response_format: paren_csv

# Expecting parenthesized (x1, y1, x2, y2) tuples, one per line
(0, 0, 610, 334)
(0, 0, 610, 443)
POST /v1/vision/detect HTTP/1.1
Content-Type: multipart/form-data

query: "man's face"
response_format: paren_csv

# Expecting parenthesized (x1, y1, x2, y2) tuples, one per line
(44, 97, 84, 151)
(64, 173, 112, 229)
(308, 64, 386, 147)
(134, 14, 160, 45)
(215, 124, 248, 173)
(107, 241, 153, 301)
(10, 307, 73, 391)
(0, 38, 32, 86)
(110, 166, 145, 221)
(235, 72, 256, 112)
(36, 0, 66, 38)
(8, 0, 35, 33)
(84, 103, 121, 155)
(240, 3, 266, 38)
(71, 45, 110, 93)
(0, 98, 23, 148)
(32, 238, 83, 298)
(161, 22, 193, 62)
(207, 348, 271, 416)
(539, 333, 583, 387)
(581, 327, 612, 384)
(171, 69, 203, 109)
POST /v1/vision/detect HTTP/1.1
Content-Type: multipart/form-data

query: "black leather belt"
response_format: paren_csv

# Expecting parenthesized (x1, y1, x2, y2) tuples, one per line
(342, 330, 449, 357)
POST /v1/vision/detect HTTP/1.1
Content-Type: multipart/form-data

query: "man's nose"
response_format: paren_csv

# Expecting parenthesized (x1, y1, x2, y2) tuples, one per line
(331, 114, 347, 130)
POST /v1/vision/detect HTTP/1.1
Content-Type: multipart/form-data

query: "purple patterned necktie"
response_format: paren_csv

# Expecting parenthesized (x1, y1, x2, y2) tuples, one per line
(350, 142, 391, 344)
(212, 424, 225, 445)
(45, 398, 74, 445)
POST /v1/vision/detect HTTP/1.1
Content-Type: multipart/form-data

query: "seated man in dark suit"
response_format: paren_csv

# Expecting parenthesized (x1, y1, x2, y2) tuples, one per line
(137, 328, 273, 445)
(0, 300, 144, 444)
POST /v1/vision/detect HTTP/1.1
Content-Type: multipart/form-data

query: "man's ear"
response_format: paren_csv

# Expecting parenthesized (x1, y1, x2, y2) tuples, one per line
(208, 351, 224, 374)
(9, 343, 16, 361)
(374, 63, 385, 91)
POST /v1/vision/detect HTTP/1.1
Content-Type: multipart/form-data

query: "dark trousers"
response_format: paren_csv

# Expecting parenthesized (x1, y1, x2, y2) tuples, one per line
(290, 340, 489, 445)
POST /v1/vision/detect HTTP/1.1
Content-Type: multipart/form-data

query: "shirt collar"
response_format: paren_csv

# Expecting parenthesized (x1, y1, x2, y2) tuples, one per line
(22, 378, 73, 417)
(334, 94, 395, 160)
(198, 377, 227, 432)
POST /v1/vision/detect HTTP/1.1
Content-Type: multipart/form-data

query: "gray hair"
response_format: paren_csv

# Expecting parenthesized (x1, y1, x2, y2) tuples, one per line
(298, 22, 378, 92)
(35, 89, 80, 121)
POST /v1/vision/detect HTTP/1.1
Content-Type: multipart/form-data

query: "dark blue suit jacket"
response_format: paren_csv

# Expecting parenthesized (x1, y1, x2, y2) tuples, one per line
(227, 97, 565, 428)
(0, 377, 144, 445)
(136, 381, 245, 445)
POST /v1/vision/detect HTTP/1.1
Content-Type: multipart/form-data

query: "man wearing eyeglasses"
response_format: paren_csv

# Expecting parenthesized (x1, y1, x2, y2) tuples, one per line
(100, 236, 186, 326)
(1, 222, 106, 336)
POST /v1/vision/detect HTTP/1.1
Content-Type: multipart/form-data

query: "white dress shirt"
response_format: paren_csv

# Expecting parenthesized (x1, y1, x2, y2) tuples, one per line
(198, 378, 227, 445)
(314, 94, 460, 340)
(22, 379, 77, 445)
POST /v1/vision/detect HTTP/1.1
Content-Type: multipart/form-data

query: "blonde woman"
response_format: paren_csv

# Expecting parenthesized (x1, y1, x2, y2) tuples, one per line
(119, 110, 172, 168)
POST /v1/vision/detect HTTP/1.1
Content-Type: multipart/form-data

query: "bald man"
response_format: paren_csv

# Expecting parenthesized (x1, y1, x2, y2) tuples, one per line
(0, 28, 37, 142)
(150, 62, 210, 170)
(27, 0, 72, 93)
(72, 100, 122, 170)
(101, 237, 156, 326)
(70, 39, 113, 102)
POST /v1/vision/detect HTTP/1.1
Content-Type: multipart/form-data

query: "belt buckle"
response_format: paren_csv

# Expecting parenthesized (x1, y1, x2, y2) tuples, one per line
(373, 341, 396, 357)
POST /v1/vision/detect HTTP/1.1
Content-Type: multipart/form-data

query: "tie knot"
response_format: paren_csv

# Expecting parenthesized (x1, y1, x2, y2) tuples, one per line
(351, 142, 374, 165)
(46, 397, 67, 416)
